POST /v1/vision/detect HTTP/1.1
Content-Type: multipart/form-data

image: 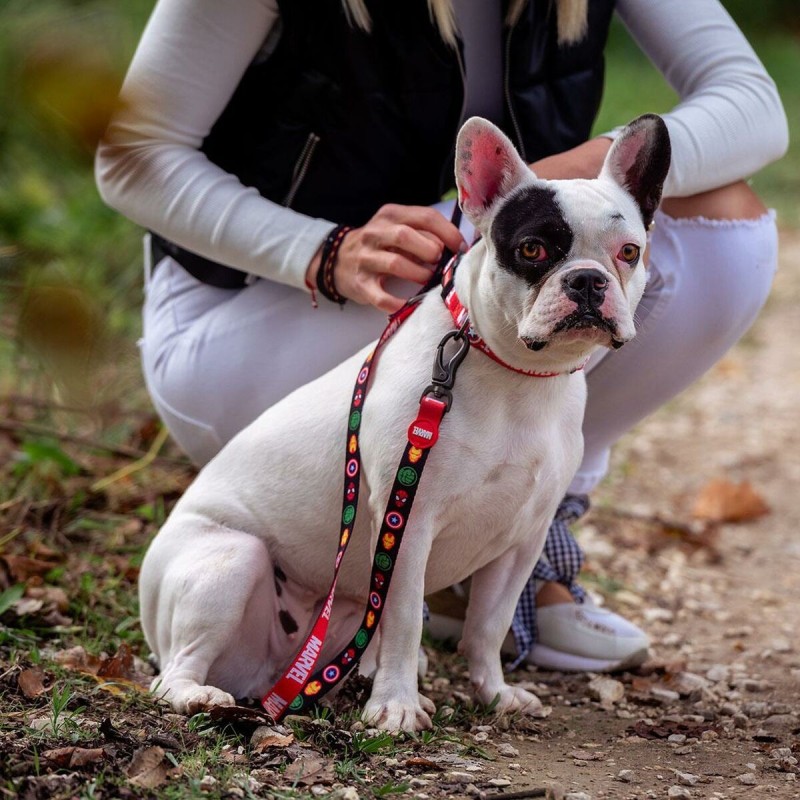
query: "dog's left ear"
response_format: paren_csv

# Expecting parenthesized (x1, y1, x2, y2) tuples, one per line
(455, 117, 532, 232)
(600, 114, 672, 229)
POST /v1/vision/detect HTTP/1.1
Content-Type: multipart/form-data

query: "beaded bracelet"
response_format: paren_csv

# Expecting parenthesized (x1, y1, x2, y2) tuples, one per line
(315, 224, 353, 306)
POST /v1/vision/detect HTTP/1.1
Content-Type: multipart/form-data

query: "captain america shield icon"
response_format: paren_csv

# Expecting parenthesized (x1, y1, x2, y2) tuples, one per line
(323, 665, 340, 683)
(369, 591, 382, 609)
(385, 511, 403, 530)
(357, 367, 369, 385)
(346, 459, 359, 478)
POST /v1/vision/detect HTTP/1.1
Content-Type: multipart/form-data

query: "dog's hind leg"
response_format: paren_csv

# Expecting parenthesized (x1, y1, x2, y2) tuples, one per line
(140, 517, 302, 714)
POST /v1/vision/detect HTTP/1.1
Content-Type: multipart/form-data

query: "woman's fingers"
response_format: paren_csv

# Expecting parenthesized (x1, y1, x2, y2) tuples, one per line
(378, 205, 466, 256)
(330, 204, 467, 310)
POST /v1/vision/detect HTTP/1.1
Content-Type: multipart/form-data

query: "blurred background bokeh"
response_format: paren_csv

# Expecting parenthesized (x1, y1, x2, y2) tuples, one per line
(0, 0, 797, 439)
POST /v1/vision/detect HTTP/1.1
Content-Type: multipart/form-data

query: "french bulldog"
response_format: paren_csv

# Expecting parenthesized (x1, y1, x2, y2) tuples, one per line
(139, 114, 670, 732)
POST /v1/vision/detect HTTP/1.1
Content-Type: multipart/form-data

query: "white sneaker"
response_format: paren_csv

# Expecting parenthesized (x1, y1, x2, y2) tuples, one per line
(526, 598, 649, 672)
(426, 590, 649, 673)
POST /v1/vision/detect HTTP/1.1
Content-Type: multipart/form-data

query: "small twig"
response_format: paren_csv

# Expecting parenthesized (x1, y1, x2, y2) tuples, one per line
(0, 527, 24, 549)
(485, 789, 548, 800)
(91, 425, 171, 492)
(0, 497, 24, 513)
(0, 418, 188, 467)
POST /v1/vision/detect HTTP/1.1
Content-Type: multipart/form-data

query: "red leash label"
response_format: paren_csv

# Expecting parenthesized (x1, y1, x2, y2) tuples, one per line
(408, 396, 447, 449)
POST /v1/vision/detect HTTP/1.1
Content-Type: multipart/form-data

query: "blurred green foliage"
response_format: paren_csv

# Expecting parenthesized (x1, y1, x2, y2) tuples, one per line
(0, 0, 798, 401)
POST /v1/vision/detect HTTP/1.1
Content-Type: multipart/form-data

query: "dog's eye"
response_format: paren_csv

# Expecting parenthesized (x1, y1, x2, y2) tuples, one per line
(519, 240, 548, 262)
(617, 243, 640, 264)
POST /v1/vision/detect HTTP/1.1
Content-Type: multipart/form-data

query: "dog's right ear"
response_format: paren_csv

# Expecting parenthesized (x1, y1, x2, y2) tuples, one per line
(455, 117, 532, 232)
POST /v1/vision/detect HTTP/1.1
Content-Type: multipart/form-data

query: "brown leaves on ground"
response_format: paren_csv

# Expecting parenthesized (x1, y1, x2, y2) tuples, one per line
(43, 746, 106, 768)
(126, 746, 181, 789)
(17, 667, 48, 699)
(283, 754, 335, 786)
(55, 643, 151, 692)
(691, 478, 770, 523)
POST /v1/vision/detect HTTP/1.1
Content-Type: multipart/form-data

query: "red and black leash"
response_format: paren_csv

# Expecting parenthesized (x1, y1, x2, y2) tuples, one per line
(262, 235, 469, 720)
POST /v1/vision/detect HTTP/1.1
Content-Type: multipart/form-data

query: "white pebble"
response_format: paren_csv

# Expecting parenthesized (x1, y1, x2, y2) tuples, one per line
(667, 786, 691, 799)
(674, 771, 699, 786)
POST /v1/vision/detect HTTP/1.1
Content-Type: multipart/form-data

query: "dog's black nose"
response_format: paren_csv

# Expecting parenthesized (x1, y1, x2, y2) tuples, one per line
(563, 269, 608, 308)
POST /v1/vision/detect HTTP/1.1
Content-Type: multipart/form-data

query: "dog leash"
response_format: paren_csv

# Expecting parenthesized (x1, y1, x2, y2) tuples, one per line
(261, 271, 469, 720)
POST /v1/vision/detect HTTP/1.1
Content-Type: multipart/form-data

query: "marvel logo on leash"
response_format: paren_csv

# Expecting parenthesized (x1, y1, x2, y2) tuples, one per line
(138, 115, 670, 732)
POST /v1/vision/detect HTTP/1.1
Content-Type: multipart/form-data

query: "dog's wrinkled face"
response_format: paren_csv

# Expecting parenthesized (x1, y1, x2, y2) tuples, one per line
(456, 115, 671, 366)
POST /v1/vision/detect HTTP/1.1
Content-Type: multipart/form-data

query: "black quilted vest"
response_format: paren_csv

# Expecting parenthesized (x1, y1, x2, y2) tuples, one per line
(154, 0, 617, 286)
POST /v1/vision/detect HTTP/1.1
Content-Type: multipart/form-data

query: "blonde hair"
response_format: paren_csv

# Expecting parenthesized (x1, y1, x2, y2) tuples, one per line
(342, 0, 589, 47)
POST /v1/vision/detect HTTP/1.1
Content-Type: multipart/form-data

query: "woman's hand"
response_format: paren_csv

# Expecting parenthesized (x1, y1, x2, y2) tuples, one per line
(306, 204, 465, 313)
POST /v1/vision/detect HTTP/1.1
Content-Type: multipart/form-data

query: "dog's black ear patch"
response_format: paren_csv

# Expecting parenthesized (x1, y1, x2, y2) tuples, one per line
(602, 114, 671, 229)
(491, 185, 575, 287)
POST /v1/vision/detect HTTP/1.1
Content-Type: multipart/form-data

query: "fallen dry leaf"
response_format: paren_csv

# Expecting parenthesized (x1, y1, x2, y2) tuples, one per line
(253, 733, 294, 752)
(55, 644, 149, 695)
(42, 746, 105, 768)
(691, 478, 770, 523)
(405, 757, 444, 770)
(55, 645, 102, 673)
(18, 667, 48, 699)
(283, 755, 334, 786)
(126, 746, 171, 789)
(0, 554, 59, 582)
(26, 585, 70, 612)
(97, 642, 134, 680)
(13, 597, 44, 616)
(627, 720, 717, 740)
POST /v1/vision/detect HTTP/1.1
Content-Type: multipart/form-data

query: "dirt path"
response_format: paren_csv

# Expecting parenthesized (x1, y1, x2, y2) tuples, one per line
(472, 230, 800, 799)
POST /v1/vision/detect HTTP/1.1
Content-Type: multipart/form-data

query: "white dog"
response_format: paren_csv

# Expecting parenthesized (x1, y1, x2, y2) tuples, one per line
(139, 115, 670, 732)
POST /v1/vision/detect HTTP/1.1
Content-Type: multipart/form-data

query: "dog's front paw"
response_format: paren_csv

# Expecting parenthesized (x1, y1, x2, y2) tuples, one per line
(362, 692, 436, 733)
(154, 679, 236, 715)
(479, 684, 542, 716)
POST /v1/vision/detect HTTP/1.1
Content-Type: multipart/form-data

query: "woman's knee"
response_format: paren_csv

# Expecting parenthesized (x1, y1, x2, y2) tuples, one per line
(660, 181, 767, 222)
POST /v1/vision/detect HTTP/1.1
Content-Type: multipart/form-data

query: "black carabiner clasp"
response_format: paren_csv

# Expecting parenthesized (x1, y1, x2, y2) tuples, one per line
(421, 322, 471, 411)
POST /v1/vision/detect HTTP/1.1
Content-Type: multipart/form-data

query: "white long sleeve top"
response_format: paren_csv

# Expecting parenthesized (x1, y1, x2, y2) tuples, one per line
(95, 0, 788, 291)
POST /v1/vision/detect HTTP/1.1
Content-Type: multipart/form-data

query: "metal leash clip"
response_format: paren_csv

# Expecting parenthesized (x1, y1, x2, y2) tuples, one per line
(421, 321, 470, 411)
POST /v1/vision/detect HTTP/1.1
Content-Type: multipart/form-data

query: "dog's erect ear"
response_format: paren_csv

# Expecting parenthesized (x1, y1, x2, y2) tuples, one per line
(455, 117, 532, 231)
(600, 114, 671, 229)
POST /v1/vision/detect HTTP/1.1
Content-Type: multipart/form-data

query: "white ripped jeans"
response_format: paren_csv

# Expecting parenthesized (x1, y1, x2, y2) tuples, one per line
(140, 206, 779, 494)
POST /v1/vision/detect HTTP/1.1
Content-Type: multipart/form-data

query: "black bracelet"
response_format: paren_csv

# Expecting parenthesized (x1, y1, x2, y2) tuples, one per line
(316, 224, 352, 306)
